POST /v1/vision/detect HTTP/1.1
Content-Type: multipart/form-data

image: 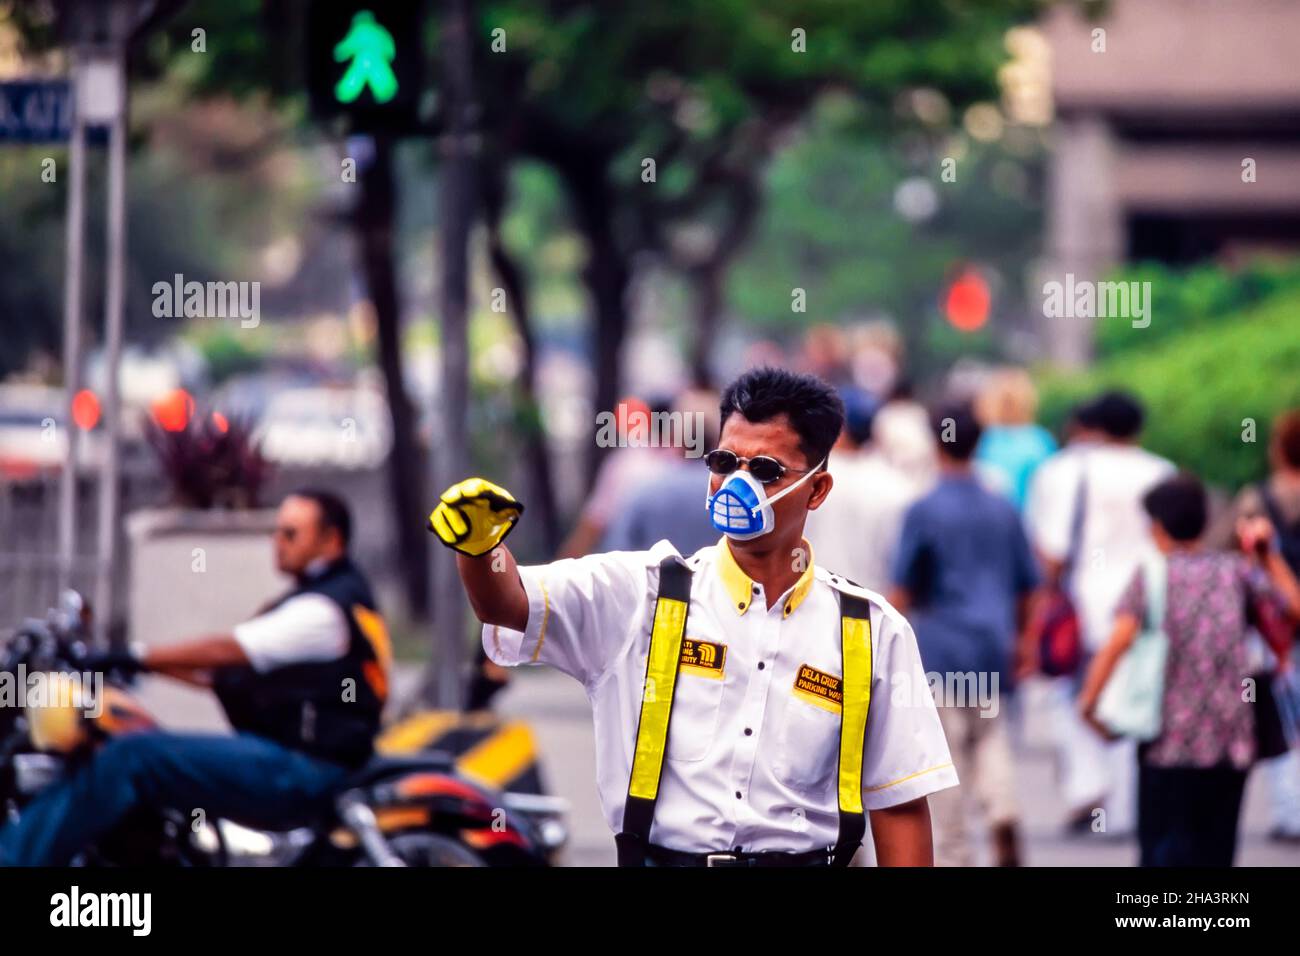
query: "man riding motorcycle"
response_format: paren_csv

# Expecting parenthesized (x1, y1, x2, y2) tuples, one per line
(0, 489, 390, 866)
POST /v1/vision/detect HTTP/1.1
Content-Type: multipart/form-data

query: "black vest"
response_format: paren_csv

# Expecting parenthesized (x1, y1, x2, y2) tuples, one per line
(214, 558, 388, 767)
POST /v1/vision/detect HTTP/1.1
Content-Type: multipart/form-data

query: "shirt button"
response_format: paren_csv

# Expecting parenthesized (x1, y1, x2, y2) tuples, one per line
(752, 584, 760, 594)
(735, 791, 742, 800)
(744, 727, 752, 736)
(757, 662, 765, 670)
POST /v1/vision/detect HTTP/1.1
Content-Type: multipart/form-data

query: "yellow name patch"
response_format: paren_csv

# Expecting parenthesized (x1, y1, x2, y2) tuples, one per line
(680, 638, 726, 678)
(794, 664, 843, 712)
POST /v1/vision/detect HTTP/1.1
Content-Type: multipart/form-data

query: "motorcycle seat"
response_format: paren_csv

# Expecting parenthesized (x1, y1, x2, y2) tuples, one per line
(343, 751, 457, 788)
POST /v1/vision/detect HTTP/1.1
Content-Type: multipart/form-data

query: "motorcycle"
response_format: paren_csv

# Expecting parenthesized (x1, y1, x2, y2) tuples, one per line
(0, 591, 565, 866)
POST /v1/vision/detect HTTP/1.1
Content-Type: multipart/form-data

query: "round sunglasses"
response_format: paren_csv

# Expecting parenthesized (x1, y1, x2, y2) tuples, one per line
(703, 449, 816, 484)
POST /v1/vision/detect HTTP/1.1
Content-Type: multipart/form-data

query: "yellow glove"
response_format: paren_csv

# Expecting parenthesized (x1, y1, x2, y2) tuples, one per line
(428, 477, 525, 557)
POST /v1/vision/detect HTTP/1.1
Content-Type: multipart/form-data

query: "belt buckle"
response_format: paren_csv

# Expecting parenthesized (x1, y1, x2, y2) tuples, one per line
(705, 853, 738, 867)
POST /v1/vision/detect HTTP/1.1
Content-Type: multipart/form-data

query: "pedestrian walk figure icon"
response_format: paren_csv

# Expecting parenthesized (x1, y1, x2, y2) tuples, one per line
(334, 10, 399, 105)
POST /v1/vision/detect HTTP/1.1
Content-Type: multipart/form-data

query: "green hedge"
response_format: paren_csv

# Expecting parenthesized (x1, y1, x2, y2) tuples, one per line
(1094, 259, 1300, 359)
(1038, 289, 1300, 490)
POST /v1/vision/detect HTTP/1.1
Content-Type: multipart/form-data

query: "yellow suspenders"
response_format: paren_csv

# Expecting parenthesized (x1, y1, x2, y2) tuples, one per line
(835, 591, 874, 862)
(616, 556, 874, 866)
(626, 561, 691, 802)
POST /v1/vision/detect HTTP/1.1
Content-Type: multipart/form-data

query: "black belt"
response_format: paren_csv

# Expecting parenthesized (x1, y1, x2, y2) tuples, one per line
(641, 842, 834, 868)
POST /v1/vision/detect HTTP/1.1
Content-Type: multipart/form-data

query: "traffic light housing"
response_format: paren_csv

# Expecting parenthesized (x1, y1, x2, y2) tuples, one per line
(306, 2, 424, 133)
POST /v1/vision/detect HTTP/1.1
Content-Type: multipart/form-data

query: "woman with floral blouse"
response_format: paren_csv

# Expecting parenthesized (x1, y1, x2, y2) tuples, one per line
(1079, 473, 1300, 866)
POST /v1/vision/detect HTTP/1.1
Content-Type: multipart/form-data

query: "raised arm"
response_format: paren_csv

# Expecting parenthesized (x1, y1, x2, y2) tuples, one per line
(429, 477, 530, 631)
(456, 548, 529, 632)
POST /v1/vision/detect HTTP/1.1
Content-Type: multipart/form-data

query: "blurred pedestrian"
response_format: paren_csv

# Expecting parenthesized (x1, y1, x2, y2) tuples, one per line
(1212, 409, 1300, 842)
(890, 402, 1041, 866)
(559, 396, 676, 558)
(1026, 391, 1173, 834)
(800, 323, 852, 388)
(874, 379, 939, 488)
(1079, 474, 1300, 866)
(804, 386, 921, 593)
(974, 368, 1057, 511)
(601, 388, 721, 557)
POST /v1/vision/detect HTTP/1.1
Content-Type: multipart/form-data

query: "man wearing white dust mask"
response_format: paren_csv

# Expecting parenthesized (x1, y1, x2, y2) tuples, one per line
(431, 366, 956, 866)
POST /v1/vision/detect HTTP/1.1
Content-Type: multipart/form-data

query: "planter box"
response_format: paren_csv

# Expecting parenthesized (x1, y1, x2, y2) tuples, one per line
(126, 508, 290, 731)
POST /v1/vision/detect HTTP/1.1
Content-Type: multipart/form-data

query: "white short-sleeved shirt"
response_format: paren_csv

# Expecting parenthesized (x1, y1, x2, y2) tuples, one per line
(1025, 442, 1174, 649)
(232, 593, 349, 673)
(484, 537, 958, 854)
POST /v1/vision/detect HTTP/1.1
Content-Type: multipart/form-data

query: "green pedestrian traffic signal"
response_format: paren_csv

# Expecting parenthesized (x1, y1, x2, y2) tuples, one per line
(307, 2, 423, 133)
(333, 11, 399, 105)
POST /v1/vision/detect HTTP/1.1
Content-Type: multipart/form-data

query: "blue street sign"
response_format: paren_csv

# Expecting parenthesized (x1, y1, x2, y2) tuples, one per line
(0, 80, 73, 143)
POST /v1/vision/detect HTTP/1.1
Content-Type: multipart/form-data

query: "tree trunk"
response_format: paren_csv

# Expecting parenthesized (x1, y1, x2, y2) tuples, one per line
(563, 167, 630, 490)
(688, 262, 724, 388)
(686, 173, 761, 389)
(482, 164, 561, 553)
(356, 134, 429, 619)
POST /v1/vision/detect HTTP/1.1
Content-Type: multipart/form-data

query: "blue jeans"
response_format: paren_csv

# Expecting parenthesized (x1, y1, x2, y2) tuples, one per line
(0, 731, 349, 865)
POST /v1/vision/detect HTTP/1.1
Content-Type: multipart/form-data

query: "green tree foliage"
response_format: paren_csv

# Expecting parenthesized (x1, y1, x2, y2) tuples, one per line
(1039, 288, 1300, 490)
(727, 95, 1043, 375)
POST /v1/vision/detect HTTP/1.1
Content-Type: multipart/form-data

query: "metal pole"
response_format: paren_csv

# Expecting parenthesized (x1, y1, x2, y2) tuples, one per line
(428, 0, 477, 708)
(93, 48, 127, 648)
(56, 50, 88, 594)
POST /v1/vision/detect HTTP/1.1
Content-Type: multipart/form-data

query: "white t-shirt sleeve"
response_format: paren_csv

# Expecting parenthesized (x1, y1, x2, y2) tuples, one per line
(1025, 455, 1074, 561)
(232, 593, 350, 673)
(482, 546, 659, 686)
(861, 604, 959, 810)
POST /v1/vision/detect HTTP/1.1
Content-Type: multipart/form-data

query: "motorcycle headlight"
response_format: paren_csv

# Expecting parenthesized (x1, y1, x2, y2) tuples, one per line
(25, 673, 89, 753)
(214, 819, 314, 866)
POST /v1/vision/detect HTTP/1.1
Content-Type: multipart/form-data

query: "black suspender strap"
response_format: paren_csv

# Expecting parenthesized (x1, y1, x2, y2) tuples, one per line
(616, 556, 693, 867)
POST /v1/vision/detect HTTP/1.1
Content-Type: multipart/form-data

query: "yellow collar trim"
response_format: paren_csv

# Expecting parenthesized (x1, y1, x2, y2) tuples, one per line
(716, 537, 816, 617)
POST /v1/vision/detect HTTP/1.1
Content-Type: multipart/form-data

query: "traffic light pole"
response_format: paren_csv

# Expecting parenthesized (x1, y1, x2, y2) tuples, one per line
(53, 0, 158, 644)
(93, 49, 128, 648)
(56, 53, 88, 594)
(427, 0, 478, 708)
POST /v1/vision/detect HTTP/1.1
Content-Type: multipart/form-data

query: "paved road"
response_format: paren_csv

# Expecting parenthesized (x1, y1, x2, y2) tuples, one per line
(489, 666, 1300, 867)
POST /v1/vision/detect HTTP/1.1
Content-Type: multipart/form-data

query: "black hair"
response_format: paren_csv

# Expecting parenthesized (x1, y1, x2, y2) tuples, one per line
(289, 488, 353, 548)
(718, 366, 844, 468)
(1072, 400, 1103, 432)
(1142, 473, 1207, 542)
(931, 401, 982, 461)
(839, 386, 880, 447)
(1086, 390, 1144, 440)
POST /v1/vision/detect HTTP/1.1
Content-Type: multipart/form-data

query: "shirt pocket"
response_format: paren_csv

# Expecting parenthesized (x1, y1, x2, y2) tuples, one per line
(664, 670, 725, 763)
(772, 689, 841, 792)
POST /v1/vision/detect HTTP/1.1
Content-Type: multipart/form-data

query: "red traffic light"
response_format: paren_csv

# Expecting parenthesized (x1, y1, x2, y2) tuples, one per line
(944, 269, 991, 332)
(71, 389, 100, 430)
